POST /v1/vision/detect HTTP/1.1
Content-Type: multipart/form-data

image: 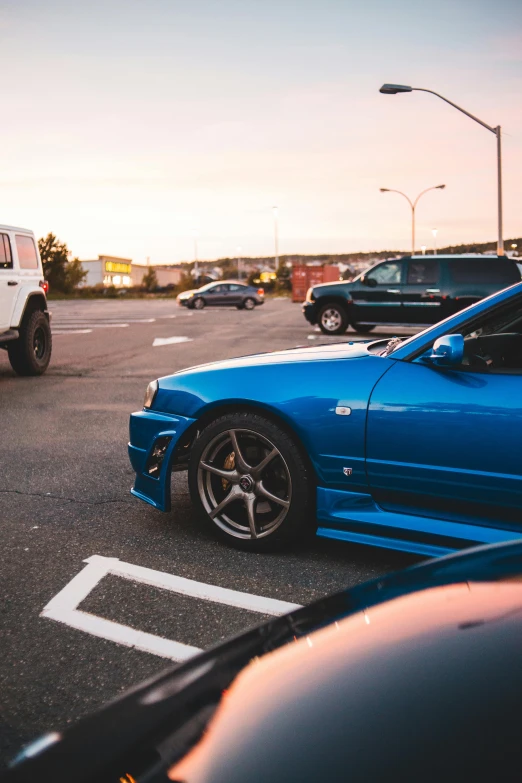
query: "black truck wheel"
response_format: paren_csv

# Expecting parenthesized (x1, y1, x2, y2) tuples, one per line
(8, 310, 52, 376)
(317, 303, 348, 335)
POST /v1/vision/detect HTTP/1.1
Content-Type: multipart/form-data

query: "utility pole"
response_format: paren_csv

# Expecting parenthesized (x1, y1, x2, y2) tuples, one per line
(273, 206, 279, 273)
(192, 229, 198, 281)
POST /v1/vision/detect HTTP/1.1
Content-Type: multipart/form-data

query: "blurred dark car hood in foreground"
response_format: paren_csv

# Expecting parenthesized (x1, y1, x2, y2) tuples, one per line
(6, 541, 522, 783)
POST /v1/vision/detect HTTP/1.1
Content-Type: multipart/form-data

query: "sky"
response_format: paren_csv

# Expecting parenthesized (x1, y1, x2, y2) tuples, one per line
(1, 0, 521, 263)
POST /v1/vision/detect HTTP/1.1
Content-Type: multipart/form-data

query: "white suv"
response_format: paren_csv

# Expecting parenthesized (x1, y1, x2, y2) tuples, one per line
(0, 224, 52, 375)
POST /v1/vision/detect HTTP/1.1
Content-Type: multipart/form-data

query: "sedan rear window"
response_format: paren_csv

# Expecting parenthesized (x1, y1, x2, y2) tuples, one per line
(449, 258, 518, 284)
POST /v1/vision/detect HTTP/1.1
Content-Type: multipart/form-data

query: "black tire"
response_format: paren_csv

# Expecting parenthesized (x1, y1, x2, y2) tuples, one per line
(8, 310, 52, 376)
(188, 412, 315, 551)
(243, 297, 255, 311)
(317, 302, 348, 335)
(351, 323, 376, 333)
(192, 297, 205, 310)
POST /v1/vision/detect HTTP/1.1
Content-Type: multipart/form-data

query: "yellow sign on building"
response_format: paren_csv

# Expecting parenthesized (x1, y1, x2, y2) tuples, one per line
(260, 271, 277, 282)
(105, 261, 131, 274)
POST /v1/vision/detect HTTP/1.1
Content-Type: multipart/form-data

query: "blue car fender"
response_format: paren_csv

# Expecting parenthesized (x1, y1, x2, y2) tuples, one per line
(153, 354, 395, 495)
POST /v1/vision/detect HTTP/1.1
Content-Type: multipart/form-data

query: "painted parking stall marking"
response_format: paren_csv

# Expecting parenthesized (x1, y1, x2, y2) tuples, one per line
(41, 555, 301, 662)
(52, 328, 93, 335)
(152, 336, 193, 347)
(49, 300, 196, 336)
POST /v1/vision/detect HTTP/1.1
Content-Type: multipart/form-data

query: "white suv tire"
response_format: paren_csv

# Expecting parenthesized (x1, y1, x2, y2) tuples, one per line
(8, 310, 52, 376)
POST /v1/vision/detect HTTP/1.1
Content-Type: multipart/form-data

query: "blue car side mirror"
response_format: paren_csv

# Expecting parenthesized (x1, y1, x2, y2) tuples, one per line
(427, 334, 464, 366)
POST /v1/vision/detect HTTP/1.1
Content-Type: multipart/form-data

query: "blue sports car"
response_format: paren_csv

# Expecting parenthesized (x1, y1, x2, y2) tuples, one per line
(129, 282, 522, 556)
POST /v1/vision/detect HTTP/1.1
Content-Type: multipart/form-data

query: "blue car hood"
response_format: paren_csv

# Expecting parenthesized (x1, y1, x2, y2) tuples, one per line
(169, 340, 372, 378)
(153, 340, 388, 420)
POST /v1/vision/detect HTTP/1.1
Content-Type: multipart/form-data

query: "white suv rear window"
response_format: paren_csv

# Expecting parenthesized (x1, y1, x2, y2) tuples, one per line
(0, 233, 12, 269)
(16, 235, 39, 269)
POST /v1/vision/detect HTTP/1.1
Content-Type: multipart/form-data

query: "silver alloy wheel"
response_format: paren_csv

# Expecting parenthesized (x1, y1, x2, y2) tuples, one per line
(320, 306, 342, 332)
(193, 298, 205, 310)
(243, 298, 255, 310)
(197, 428, 292, 540)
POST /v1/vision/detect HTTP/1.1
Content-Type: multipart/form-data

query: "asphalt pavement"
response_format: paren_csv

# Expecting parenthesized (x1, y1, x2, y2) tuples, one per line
(0, 297, 422, 767)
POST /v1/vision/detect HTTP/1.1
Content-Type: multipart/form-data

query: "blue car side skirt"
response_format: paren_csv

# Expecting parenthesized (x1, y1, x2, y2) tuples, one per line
(316, 527, 454, 559)
(316, 487, 521, 558)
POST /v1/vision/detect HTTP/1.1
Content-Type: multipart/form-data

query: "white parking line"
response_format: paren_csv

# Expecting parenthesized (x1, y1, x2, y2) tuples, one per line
(152, 336, 193, 347)
(85, 323, 129, 328)
(53, 329, 93, 335)
(41, 555, 301, 661)
(53, 323, 129, 329)
(53, 319, 156, 324)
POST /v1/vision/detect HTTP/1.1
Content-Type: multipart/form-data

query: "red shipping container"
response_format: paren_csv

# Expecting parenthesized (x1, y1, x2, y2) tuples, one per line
(291, 265, 340, 302)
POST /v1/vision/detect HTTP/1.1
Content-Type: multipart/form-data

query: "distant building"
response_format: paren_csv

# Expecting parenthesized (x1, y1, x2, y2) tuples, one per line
(80, 255, 132, 287)
(132, 265, 184, 288)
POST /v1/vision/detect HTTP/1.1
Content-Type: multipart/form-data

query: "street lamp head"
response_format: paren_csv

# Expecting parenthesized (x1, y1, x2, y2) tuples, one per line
(379, 188, 390, 192)
(436, 184, 446, 190)
(379, 83, 413, 94)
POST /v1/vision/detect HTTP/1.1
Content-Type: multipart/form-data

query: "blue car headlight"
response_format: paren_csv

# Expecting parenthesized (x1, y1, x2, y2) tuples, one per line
(143, 380, 158, 409)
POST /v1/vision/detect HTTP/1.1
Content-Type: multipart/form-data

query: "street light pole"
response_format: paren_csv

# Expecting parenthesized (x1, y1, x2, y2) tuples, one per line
(272, 206, 279, 273)
(496, 125, 503, 256)
(379, 185, 445, 255)
(379, 84, 504, 256)
(432, 228, 438, 255)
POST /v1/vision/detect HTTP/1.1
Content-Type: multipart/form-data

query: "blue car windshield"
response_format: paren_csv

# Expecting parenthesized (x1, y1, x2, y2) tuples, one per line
(460, 300, 522, 339)
(379, 293, 522, 359)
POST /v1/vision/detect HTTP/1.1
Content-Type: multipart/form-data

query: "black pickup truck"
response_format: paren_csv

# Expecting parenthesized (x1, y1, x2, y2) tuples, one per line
(303, 254, 521, 334)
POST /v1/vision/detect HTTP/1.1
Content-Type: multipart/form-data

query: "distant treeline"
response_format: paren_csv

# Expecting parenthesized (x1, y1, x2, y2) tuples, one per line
(189, 237, 521, 270)
(435, 238, 521, 255)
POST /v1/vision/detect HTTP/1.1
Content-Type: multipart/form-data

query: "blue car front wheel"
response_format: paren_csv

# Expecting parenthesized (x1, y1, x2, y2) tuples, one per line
(188, 412, 315, 551)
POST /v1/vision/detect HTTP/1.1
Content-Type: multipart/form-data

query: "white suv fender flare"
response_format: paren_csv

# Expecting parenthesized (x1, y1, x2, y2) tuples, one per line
(11, 284, 48, 328)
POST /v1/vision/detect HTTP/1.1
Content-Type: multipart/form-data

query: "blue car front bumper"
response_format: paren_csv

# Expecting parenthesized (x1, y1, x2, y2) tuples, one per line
(129, 409, 196, 511)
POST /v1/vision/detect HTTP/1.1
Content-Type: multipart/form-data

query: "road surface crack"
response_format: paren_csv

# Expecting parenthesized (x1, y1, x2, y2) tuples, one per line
(0, 489, 134, 505)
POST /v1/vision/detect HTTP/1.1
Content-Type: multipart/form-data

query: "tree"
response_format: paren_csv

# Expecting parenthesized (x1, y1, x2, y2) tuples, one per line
(38, 233, 87, 293)
(275, 263, 292, 292)
(177, 272, 196, 292)
(141, 266, 158, 292)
